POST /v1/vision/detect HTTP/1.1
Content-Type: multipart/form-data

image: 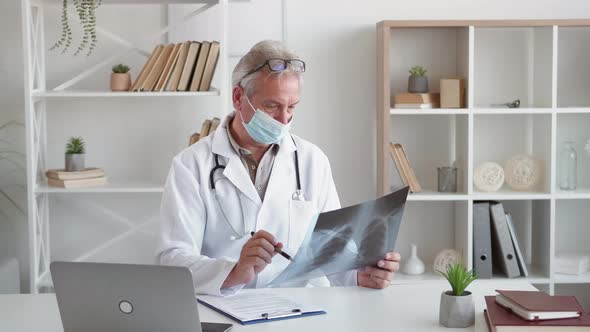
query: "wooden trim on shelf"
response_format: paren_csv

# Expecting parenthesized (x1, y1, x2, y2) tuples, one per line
(376, 22, 391, 197)
(378, 19, 590, 29)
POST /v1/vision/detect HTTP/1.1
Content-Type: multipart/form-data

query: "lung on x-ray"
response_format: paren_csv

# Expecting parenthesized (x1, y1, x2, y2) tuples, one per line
(268, 186, 409, 286)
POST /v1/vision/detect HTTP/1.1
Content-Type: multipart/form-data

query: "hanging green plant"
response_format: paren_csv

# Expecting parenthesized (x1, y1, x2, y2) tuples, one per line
(50, 0, 102, 56)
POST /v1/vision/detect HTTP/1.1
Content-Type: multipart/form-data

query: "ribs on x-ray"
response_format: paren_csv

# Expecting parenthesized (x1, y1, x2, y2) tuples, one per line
(268, 186, 409, 286)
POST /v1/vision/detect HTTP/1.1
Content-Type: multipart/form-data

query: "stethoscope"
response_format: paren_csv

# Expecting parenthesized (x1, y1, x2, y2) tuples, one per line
(209, 135, 305, 240)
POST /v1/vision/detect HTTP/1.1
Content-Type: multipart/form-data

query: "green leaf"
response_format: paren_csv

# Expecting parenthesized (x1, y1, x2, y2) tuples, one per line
(437, 262, 478, 296)
(65, 137, 86, 154)
(409, 65, 427, 77)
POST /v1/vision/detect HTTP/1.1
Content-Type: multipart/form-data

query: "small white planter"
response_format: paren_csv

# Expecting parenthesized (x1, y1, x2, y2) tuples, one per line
(65, 153, 85, 172)
(439, 290, 475, 328)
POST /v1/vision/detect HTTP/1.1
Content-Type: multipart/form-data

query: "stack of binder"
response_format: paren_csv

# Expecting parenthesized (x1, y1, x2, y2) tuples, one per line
(473, 201, 528, 279)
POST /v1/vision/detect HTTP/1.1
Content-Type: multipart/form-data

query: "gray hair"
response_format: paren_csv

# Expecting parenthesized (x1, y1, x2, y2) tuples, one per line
(232, 40, 303, 97)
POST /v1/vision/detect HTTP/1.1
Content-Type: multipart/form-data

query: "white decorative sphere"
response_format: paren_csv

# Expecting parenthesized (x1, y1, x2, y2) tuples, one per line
(504, 155, 541, 191)
(433, 249, 462, 275)
(473, 162, 504, 192)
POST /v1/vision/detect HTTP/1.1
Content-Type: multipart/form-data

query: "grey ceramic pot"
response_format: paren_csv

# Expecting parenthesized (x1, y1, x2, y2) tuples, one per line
(439, 290, 475, 328)
(65, 153, 85, 172)
(408, 75, 429, 93)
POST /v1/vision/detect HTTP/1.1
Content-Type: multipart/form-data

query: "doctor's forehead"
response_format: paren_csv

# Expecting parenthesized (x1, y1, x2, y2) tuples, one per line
(253, 74, 301, 102)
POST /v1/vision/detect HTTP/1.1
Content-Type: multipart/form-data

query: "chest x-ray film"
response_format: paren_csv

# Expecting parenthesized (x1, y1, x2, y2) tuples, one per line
(268, 186, 409, 286)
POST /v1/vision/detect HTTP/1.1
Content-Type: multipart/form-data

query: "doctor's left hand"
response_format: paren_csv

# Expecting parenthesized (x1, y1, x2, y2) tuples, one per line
(357, 252, 401, 289)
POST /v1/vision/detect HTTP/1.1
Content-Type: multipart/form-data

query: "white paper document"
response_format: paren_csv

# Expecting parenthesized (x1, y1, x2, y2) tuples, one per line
(197, 291, 324, 324)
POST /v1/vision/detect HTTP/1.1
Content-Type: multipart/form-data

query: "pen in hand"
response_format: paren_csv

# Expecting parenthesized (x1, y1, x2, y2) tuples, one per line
(250, 231, 294, 261)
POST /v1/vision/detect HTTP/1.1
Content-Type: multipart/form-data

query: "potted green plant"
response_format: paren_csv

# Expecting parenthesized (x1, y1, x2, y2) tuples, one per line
(438, 262, 477, 328)
(111, 64, 131, 91)
(408, 65, 429, 93)
(65, 137, 86, 172)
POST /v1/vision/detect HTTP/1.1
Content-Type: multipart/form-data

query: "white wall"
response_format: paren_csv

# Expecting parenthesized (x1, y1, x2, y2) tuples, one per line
(2, 0, 590, 293)
(0, 0, 28, 293)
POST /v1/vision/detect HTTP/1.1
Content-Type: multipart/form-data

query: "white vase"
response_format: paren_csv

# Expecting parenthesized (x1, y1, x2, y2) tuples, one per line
(402, 244, 425, 275)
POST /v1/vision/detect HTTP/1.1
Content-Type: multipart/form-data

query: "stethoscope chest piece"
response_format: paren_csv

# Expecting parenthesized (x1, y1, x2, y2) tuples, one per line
(292, 190, 305, 201)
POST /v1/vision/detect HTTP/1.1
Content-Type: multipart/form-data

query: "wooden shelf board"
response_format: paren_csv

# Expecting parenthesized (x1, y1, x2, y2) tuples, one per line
(390, 108, 469, 115)
(393, 265, 549, 285)
(472, 107, 553, 114)
(471, 191, 551, 201)
(407, 191, 469, 201)
(488, 264, 550, 284)
(555, 189, 590, 200)
(379, 19, 590, 29)
(555, 107, 590, 114)
(553, 272, 590, 284)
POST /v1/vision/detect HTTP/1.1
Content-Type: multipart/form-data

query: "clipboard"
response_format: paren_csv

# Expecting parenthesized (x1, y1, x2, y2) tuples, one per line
(197, 292, 326, 325)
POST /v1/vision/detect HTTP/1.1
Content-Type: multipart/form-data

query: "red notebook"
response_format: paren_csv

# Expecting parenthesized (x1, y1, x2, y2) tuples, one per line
(495, 290, 582, 320)
(484, 296, 590, 332)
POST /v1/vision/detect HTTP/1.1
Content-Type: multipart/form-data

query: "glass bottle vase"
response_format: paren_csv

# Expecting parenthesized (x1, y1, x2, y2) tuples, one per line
(559, 140, 577, 191)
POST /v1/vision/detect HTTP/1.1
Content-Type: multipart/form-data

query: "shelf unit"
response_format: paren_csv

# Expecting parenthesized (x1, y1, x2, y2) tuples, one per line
(21, 0, 230, 293)
(377, 20, 590, 303)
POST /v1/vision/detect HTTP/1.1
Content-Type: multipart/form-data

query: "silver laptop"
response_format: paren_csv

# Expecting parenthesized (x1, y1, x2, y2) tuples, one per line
(50, 261, 232, 332)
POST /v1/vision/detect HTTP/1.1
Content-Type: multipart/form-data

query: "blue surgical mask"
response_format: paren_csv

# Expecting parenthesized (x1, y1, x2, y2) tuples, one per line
(238, 96, 292, 144)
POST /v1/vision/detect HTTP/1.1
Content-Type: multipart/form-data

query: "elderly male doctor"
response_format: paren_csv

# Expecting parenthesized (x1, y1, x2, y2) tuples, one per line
(157, 41, 401, 296)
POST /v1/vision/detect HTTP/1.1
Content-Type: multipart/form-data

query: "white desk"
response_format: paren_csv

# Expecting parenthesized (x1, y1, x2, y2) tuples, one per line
(0, 280, 536, 332)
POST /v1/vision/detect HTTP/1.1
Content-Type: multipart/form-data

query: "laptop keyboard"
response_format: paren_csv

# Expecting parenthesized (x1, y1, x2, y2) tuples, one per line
(201, 322, 233, 332)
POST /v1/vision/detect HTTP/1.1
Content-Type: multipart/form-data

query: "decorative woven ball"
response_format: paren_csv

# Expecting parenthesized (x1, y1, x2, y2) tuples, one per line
(433, 249, 462, 274)
(473, 162, 504, 192)
(504, 155, 541, 191)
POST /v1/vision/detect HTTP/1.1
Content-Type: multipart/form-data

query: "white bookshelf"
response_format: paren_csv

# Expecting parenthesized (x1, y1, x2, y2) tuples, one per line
(35, 181, 165, 193)
(21, 0, 232, 293)
(377, 20, 590, 304)
(32, 88, 220, 98)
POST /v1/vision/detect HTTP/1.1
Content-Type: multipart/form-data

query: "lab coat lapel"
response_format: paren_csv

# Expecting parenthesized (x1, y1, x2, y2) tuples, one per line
(264, 135, 297, 207)
(211, 116, 262, 207)
(255, 135, 297, 288)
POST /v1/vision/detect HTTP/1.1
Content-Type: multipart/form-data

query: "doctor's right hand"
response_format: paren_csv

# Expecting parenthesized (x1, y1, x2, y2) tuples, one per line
(222, 230, 283, 288)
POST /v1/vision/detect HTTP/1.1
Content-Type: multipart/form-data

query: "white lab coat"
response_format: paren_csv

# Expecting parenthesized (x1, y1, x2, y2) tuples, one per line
(157, 113, 357, 296)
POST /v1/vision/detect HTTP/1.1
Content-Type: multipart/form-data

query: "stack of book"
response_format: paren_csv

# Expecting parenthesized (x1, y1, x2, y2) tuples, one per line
(189, 117, 221, 146)
(131, 40, 220, 92)
(473, 202, 528, 279)
(45, 168, 107, 188)
(388, 142, 422, 193)
(393, 93, 440, 109)
(484, 290, 590, 331)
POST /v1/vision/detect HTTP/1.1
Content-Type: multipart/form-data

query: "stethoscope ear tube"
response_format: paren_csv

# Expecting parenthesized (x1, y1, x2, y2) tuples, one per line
(210, 154, 226, 190)
(209, 134, 306, 239)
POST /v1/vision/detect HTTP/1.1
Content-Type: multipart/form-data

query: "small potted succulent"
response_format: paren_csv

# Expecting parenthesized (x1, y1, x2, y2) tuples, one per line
(111, 64, 131, 91)
(65, 137, 86, 172)
(408, 65, 429, 93)
(438, 262, 477, 328)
